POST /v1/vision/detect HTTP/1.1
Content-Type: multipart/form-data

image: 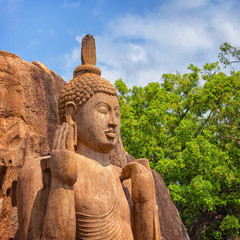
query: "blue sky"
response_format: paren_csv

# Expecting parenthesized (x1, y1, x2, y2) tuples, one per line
(1, 0, 240, 86)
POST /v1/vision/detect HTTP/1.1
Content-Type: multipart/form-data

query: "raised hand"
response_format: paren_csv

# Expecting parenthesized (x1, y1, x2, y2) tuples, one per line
(52, 121, 76, 152)
(51, 122, 78, 186)
(120, 159, 155, 204)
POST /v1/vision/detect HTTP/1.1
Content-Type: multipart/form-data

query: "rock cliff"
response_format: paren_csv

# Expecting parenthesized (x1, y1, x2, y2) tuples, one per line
(0, 51, 66, 239)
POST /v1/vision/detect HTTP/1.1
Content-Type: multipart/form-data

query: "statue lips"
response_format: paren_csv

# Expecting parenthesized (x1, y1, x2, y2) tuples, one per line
(105, 129, 116, 139)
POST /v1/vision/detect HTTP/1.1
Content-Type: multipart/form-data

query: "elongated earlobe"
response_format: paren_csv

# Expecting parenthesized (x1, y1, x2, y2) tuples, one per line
(72, 121, 77, 147)
(65, 102, 77, 147)
(65, 101, 77, 123)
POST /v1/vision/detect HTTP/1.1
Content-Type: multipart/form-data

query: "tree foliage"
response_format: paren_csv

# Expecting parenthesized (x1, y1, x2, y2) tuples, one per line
(115, 61, 240, 239)
(219, 42, 240, 67)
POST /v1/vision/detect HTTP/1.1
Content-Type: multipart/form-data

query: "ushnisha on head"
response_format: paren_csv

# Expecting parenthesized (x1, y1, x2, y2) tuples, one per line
(58, 34, 117, 124)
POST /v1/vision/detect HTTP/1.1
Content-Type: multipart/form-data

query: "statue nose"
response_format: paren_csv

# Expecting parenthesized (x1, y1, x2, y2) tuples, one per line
(109, 112, 117, 127)
(109, 120, 117, 128)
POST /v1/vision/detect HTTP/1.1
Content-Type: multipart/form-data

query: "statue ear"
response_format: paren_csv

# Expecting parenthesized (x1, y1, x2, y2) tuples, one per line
(65, 102, 77, 124)
(65, 102, 77, 147)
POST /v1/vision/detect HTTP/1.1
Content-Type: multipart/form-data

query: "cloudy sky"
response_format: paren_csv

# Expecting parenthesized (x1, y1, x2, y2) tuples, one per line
(1, 0, 240, 86)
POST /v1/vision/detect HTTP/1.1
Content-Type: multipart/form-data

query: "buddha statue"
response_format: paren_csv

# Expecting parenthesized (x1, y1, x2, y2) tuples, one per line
(17, 34, 161, 240)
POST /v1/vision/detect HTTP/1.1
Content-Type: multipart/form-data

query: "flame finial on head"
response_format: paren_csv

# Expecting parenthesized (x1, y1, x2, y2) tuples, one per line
(73, 34, 101, 77)
(81, 34, 96, 65)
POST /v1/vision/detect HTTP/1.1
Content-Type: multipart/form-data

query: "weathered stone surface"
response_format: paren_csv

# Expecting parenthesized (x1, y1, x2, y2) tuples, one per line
(81, 33, 96, 65)
(0, 50, 66, 239)
(110, 137, 134, 168)
(152, 170, 190, 240)
(0, 49, 189, 240)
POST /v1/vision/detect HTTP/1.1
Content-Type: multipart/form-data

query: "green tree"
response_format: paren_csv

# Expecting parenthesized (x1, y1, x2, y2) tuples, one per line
(115, 62, 240, 239)
(218, 42, 240, 67)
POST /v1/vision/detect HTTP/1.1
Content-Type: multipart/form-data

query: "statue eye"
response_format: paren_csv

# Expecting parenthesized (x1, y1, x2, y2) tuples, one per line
(115, 107, 120, 118)
(97, 104, 109, 114)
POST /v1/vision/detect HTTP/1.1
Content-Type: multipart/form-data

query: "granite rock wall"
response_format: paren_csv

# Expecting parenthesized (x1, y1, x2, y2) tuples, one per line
(0, 51, 66, 239)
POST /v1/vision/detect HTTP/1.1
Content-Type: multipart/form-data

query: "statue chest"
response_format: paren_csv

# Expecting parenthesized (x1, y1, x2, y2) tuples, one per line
(74, 160, 127, 215)
(73, 159, 133, 239)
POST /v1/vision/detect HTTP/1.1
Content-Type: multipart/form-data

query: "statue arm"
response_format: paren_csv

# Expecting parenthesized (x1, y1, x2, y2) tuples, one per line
(131, 198, 161, 240)
(41, 123, 78, 240)
(121, 159, 161, 240)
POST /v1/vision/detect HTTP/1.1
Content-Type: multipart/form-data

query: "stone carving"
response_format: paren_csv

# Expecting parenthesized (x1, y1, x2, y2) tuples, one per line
(17, 34, 161, 239)
(0, 49, 189, 240)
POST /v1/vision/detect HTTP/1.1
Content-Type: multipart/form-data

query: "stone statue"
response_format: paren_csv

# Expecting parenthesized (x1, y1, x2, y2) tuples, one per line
(17, 34, 161, 240)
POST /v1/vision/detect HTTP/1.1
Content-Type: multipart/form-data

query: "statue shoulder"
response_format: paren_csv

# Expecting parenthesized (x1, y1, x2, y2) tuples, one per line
(110, 164, 122, 178)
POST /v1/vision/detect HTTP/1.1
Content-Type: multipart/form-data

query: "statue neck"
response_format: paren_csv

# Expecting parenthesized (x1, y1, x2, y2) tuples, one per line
(76, 143, 111, 167)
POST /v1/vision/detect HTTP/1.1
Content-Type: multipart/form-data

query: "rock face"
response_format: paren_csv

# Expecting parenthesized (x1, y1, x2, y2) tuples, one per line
(152, 171, 190, 240)
(0, 50, 189, 240)
(0, 50, 66, 239)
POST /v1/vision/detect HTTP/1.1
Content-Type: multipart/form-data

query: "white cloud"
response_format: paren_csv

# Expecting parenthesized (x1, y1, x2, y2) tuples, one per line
(62, 46, 81, 80)
(62, 0, 81, 8)
(127, 44, 147, 62)
(62, 0, 240, 86)
(171, 0, 209, 10)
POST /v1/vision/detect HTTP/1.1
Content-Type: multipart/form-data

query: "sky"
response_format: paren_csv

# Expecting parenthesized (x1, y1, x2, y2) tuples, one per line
(1, 0, 240, 87)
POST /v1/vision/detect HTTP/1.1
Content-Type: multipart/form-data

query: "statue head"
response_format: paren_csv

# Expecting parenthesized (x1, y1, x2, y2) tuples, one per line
(58, 34, 120, 153)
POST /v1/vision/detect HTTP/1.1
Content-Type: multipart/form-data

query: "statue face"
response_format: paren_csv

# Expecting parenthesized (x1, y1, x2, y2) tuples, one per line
(76, 93, 120, 153)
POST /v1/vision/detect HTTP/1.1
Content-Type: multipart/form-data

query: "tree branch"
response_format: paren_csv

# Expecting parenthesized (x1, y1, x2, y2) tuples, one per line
(195, 110, 213, 138)
(181, 102, 201, 120)
(230, 60, 240, 64)
(221, 135, 240, 145)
